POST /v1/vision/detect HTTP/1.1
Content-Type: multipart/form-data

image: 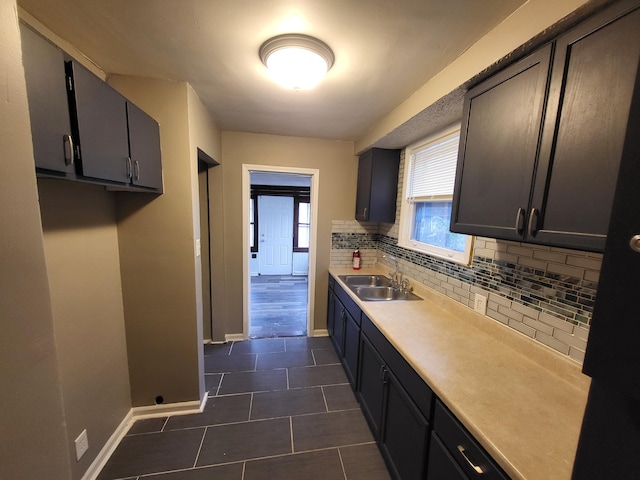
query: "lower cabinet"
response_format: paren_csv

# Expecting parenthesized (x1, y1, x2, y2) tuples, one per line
(358, 312, 432, 480)
(327, 278, 361, 389)
(327, 276, 510, 480)
(381, 369, 430, 480)
(428, 400, 509, 480)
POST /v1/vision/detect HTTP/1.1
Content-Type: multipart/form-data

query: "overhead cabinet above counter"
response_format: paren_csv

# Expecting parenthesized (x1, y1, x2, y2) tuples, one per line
(20, 24, 163, 193)
(451, 0, 640, 252)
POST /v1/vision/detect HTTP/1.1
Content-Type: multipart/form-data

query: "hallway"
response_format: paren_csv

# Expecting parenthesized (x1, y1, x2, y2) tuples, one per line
(97, 337, 391, 479)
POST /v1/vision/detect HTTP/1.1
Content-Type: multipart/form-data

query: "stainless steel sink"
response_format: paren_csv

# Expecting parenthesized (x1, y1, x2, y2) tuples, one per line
(353, 286, 422, 301)
(338, 275, 422, 301)
(339, 274, 392, 287)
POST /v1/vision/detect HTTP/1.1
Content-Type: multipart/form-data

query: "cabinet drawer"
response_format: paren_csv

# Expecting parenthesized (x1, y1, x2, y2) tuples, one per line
(434, 400, 509, 480)
(362, 314, 433, 420)
(335, 281, 361, 326)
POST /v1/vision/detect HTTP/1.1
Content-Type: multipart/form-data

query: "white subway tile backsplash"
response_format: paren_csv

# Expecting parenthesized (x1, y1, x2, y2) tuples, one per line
(536, 331, 571, 355)
(508, 319, 536, 338)
(533, 250, 567, 264)
(553, 329, 588, 351)
(547, 262, 585, 279)
(566, 255, 602, 272)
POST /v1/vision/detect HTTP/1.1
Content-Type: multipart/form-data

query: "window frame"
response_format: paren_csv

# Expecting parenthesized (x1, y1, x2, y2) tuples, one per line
(293, 198, 311, 253)
(398, 125, 474, 265)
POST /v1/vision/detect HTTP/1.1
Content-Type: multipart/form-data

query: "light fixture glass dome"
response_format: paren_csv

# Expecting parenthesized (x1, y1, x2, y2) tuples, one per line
(259, 34, 335, 90)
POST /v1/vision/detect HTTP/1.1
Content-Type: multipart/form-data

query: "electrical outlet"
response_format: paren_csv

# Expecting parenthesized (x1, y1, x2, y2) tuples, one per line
(474, 294, 487, 315)
(75, 429, 89, 461)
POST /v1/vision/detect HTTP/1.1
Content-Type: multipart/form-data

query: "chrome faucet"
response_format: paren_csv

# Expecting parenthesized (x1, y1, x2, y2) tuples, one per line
(381, 253, 412, 293)
(381, 254, 401, 288)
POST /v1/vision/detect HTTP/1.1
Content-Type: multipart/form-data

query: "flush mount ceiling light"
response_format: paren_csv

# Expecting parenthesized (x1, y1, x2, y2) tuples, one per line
(259, 34, 335, 90)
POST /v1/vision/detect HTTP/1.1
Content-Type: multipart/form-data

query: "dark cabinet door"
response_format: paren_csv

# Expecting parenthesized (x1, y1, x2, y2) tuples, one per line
(357, 333, 386, 438)
(67, 60, 130, 184)
(20, 24, 74, 174)
(355, 149, 373, 221)
(327, 289, 336, 339)
(343, 310, 360, 388)
(451, 45, 552, 240)
(381, 370, 430, 480)
(355, 148, 400, 223)
(427, 433, 468, 480)
(530, 2, 640, 251)
(127, 102, 163, 190)
(332, 301, 346, 357)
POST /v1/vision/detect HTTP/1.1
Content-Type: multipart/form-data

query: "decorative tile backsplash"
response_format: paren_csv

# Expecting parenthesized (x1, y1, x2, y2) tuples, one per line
(331, 224, 599, 363)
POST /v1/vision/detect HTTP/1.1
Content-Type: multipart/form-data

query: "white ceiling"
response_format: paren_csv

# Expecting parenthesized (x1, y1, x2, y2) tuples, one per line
(18, 0, 526, 142)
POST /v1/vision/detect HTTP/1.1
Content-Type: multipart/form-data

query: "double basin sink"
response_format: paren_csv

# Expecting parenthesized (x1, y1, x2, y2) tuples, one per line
(339, 274, 422, 302)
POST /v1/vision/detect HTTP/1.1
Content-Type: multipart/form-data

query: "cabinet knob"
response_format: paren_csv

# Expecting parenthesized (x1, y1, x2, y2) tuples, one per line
(630, 235, 640, 253)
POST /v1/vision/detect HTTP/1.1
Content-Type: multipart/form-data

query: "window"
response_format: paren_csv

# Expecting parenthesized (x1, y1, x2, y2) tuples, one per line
(250, 194, 258, 253)
(398, 126, 473, 265)
(294, 199, 310, 252)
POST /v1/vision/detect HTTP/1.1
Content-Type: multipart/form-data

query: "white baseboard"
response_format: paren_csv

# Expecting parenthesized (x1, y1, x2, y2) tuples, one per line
(82, 394, 208, 480)
(79, 410, 133, 480)
(312, 329, 329, 337)
(132, 395, 208, 420)
(225, 333, 245, 342)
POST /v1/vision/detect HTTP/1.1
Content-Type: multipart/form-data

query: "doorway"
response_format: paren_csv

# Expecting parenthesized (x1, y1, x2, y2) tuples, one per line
(242, 165, 319, 339)
(197, 148, 219, 342)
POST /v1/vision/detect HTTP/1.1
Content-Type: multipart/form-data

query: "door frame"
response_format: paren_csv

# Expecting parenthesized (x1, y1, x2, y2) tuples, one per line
(241, 164, 320, 339)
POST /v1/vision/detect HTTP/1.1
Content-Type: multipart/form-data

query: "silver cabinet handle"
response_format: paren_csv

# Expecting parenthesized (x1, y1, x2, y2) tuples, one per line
(363, 207, 368, 218)
(63, 134, 74, 166)
(514, 207, 525, 234)
(134, 159, 140, 181)
(527, 208, 539, 236)
(630, 235, 640, 253)
(457, 445, 484, 474)
(125, 157, 132, 179)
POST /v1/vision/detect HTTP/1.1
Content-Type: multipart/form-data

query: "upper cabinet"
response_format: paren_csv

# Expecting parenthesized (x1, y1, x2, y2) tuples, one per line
(20, 25, 163, 193)
(355, 148, 400, 223)
(19, 23, 75, 175)
(66, 60, 131, 184)
(451, 0, 640, 252)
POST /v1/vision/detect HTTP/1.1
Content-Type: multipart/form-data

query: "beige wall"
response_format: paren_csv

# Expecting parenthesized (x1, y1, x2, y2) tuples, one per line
(38, 180, 131, 480)
(0, 1, 71, 478)
(187, 84, 221, 392)
(220, 132, 357, 335)
(356, 0, 591, 152)
(110, 75, 202, 406)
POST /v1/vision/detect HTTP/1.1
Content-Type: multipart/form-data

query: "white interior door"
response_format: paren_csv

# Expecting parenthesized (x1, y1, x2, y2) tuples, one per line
(258, 195, 294, 275)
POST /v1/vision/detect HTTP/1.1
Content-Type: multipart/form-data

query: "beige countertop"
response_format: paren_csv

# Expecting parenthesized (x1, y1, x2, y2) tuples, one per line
(329, 267, 590, 480)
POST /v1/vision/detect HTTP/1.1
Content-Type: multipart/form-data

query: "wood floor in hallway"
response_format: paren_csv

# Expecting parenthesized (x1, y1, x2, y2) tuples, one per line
(250, 275, 308, 338)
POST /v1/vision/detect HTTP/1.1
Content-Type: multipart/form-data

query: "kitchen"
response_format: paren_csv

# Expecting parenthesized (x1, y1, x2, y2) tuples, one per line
(2, 0, 639, 479)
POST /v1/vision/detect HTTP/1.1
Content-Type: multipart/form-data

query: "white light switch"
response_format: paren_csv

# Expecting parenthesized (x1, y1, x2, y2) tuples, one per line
(196, 239, 201, 257)
(75, 429, 89, 460)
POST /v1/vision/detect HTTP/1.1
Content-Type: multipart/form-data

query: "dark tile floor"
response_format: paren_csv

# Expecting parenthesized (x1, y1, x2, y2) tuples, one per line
(250, 275, 308, 338)
(98, 337, 391, 480)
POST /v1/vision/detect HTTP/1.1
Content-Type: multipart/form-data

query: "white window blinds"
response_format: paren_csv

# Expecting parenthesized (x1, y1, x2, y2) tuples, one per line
(407, 133, 459, 200)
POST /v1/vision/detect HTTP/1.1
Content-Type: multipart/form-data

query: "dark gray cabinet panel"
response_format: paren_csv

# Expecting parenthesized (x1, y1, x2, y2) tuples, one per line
(357, 333, 386, 437)
(20, 24, 74, 174)
(127, 102, 163, 190)
(451, 46, 552, 241)
(67, 60, 130, 184)
(531, 1, 640, 251)
(427, 433, 468, 480)
(343, 310, 360, 388)
(355, 148, 400, 223)
(452, 0, 640, 252)
(432, 400, 509, 480)
(381, 370, 429, 480)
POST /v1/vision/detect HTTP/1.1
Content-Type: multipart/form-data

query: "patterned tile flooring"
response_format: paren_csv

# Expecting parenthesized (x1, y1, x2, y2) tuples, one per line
(97, 337, 391, 480)
(250, 275, 308, 338)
